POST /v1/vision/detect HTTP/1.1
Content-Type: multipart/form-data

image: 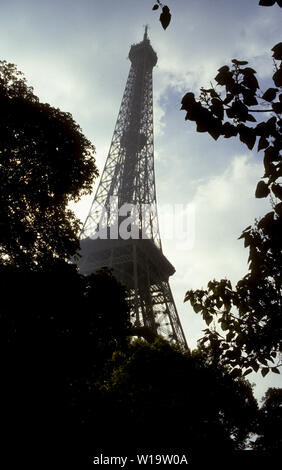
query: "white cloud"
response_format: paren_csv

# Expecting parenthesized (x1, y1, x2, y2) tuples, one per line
(166, 153, 268, 307)
(162, 152, 275, 400)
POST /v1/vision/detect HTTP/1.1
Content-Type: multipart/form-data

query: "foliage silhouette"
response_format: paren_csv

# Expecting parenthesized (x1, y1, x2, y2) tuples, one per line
(259, 0, 282, 6)
(151, 1, 282, 31)
(0, 263, 130, 466)
(149, 0, 282, 380)
(152, 1, 171, 30)
(252, 387, 282, 450)
(94, 338, 258, 456)
(181, 6, 282, 377)
(2, 259, 260, 462)
(0, 60, 98, 269)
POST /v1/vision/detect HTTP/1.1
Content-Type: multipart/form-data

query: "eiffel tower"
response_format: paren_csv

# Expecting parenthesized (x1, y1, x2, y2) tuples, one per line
(78, 28, 187, 348)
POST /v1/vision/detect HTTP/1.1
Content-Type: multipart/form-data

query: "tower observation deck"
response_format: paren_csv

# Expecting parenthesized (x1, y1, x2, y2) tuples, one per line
(78, 28, 187, 348)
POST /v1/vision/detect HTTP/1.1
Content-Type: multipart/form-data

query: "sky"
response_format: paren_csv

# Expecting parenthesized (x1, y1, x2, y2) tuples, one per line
(1, 0, 281, 400)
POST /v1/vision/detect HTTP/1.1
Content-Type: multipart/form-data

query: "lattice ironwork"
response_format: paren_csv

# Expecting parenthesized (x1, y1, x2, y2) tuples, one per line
(78, 28, 187, 349)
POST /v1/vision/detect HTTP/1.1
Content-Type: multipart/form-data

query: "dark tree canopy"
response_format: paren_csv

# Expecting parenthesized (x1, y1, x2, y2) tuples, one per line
(1, 263, 131, 466)
(97, 338, 258, 456)
(252, 387, 282, 450)
(0, 60, 98, 269)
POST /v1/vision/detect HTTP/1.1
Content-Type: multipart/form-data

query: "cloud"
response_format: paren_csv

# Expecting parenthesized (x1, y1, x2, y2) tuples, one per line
(163, 153, 269, 345)
(162, 151, 277, 400)
(1, 0, 280, 401)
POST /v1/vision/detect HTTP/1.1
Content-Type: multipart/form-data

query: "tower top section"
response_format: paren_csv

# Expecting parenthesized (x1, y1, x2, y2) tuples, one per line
(143, 25, 148, 41)
(128, 27, 157, 69)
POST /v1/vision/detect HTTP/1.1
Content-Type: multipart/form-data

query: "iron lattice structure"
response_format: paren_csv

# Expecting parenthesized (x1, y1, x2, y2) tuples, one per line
(78, 29, 187, 348)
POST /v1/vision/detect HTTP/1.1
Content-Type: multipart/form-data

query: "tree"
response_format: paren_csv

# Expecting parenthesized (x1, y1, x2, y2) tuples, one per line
(0, 60, 98, 269)
(253, 387, 282, 450)
(94, 338, 258, 458)
(0, 263, 131, 466)
(180, 6, 282, 377)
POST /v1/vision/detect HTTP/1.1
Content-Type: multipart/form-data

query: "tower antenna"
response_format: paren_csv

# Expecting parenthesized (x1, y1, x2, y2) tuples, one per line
(143, 24, 149, 40)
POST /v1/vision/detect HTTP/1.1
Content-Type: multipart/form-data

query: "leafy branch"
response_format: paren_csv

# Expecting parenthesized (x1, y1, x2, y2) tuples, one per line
(181, 44, 282, 207)
(182, 42, 282, 377)
(151, 0, 282, 32)
(152, 1, 171, 30)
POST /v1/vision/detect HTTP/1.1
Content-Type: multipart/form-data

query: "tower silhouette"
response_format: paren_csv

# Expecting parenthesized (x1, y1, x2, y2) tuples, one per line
(78, 28, 187, 348)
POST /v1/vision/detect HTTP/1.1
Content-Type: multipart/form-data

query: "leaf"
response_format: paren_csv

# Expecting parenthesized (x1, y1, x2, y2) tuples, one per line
(255, 180, 270, 198)
(184, 290, 193, 302)
(259, 0, 275, 5)
(242, 90, 258, 106)
(273, 68, 282, 87)
(261, 367, 270, 377)
(184, 101, 202, 121)
(271, 367, 280, 374)
(232, 59, 248, 66)
(262, 87, 278, 102)
(230, 368, 242, 379)
(228, 101, 249, 121)
(221, 321, 229, 331)
(215, 69, 234, 88)
(238, 125, 256, 149)
(242, 73, 259, 91)
(274, 201, 282, 216)
(246, 114, 257, 122)
(238, 226, 252, 240)
(206, 315, 213, 326)
(226, 331, 235, 342)
(193, 303, 202, 313)
(255, 121, 269, 137)
(159, 5, 171, 30)
(257, 211, 274, 231)
(258, 136, 269, 152)
(216, 299, 223, 309)
(272, 102, 282, 114)
(259, 357, 269, 366)
(272, 183, 282, 200)
(243, 233, 252, 248)
(222, 122, 238, 138)
(210, 98, 224, 120)
(272, 42, 282, 61)
(251, 361, 259, 373)
(152, 4, 159, 10)
(263, 155, 275, 177)
(180, 92, 196, 111)
(207, 120, 222, 140)
(241, 67, 257, 75)
(264, 145, 280, 162)
(243, 368, 253, 377)
(223, 93, 233, 105)
(217, 65, 230, 73)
